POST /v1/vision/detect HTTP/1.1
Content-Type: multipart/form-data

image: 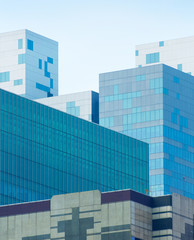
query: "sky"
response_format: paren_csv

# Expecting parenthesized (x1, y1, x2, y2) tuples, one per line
(1, 0, 194, 95)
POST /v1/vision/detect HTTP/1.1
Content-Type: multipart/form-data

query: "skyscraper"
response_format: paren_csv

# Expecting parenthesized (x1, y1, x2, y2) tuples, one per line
(0, 29, 58, 99)
(0, 88, 149, 205)
(99, 64, 194, 198)
(135, 36, 194, 75)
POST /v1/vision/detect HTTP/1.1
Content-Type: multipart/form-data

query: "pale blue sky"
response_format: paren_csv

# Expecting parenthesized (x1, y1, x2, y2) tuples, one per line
(1, 0, 194, 94)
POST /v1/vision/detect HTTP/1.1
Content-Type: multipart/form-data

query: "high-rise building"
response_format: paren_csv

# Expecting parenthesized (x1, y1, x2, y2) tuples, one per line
(0, 29, 58, 99)
(0, 88, 149, 205)
(135, 36, 194, 75)
(1, 189, 193, 240)
(36, 90, 99, 123)
(99, 64, 194, 198)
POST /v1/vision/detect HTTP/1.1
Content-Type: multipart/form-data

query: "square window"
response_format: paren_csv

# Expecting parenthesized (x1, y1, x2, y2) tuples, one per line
(47, 57, 53, 64)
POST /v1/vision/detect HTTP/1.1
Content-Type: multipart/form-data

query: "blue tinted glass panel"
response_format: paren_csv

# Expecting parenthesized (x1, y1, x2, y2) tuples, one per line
(14, 79, 23, 86)
(136, 75, 146, 81)
(47, 92, 53, 97)
(177, 64, 182, 71)
(39, 59, 42, 69)
(159, 41, 164, 47)
(114, 85, 118, 94)
(47, 57, 53, 64)
(146, 52, 160, 64)
(50, 78, 53, 88)
(173, 76, 179, 83)
(163, 88, 168, 95)
(0, 88, 149, 205)
(0, 72, 10, 82)
(135, 50, 139, 56)
(18, 54, 25, 64)
(18, 39, 23, 49)
(36, 83, 50, 92)
(27, 39, 33, 51)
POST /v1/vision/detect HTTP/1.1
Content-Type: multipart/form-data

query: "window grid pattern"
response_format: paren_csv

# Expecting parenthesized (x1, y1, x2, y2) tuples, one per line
(0, 72, 10, 83)
(0, 89, 149, 205)
(146, 52, 160, 64)
(99, 64, 194, 198)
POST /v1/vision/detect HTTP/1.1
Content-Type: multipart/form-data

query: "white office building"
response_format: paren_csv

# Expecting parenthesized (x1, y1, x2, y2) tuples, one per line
(36, 90, 99, 123)
(135, 36, 194, 75)
(0, 29, 58, 99)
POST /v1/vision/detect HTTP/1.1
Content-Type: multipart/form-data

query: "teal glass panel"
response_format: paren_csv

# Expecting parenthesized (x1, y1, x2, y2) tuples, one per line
(0, 72, 10, 83)
(0, 88, 149, 205)
(14, 79, 23, 86)
(159, 41, 164, 47)
(18, 39, 23, 49)
(146, 52, 160, 64)
(136, 75, 146, 81)
(177, 64, 182, 71)
(18, 54, 25, 64)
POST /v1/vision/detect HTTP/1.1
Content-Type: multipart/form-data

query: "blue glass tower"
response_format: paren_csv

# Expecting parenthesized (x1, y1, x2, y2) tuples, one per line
(0, 89, 148, 205)
(99, 64, 194, 198)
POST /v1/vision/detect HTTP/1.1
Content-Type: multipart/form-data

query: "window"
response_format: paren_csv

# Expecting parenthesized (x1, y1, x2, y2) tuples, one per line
(39, 59, 42, 69)
(0, 72, 10, 82)
(159, 41, 164, 47)
(27, 39, 33, 51)
(173, 76, 179, 83)
(136, 75, 146, 81)
(177, 64, 182, 71)
(123, 99, 131, 109)
(36, 82, 50, 92)
(47, 57, 53, 64)
(50, 78, 53, 88)
(135, 50, 139, 56)
(114, 85, 118, 94)
(163, 88, 168, 95)
(18, 54, 25, 64)
(14, 79, 23, 86)
(146, 52, 160, 64)
(18, 39, 23, 49)
(171, 113, 177, 124)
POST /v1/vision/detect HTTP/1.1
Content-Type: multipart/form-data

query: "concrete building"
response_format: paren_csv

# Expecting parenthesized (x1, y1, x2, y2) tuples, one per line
(99, 64, 194, 198)
(0, 88, 149, 205)
(36, 90, 99, 123)
(0, 189, 194, 240)
(0, 29, 58, 99)
(135, 36, 194, 75)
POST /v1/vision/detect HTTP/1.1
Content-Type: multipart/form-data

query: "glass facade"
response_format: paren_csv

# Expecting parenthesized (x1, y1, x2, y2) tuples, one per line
(0, 89, 149, 205)
(99, 64, 194, 198)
